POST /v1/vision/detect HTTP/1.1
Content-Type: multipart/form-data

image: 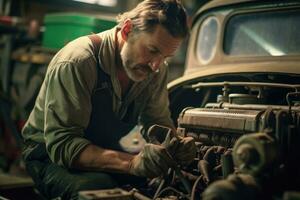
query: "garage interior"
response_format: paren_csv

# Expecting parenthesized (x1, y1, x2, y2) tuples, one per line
(1, 0, 300, 200)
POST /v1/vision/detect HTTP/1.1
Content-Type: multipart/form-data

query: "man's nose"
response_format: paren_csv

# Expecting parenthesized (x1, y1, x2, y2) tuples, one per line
(149, 57, 163, 72)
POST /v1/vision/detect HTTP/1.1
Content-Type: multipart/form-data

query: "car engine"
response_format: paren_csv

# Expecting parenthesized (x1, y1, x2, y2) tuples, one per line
(143, 80, 300, 200)
(79, 82, 300, 200)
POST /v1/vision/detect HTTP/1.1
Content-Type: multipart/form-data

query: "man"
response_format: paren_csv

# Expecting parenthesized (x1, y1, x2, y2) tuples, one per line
(22, 0, 196, 199)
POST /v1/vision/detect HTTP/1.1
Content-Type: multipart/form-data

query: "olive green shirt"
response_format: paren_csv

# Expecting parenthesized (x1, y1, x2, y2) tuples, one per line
(22, 27, 174, 168)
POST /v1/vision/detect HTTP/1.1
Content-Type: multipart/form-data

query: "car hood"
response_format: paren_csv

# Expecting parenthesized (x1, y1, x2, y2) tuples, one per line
(169, 60, 300, 90)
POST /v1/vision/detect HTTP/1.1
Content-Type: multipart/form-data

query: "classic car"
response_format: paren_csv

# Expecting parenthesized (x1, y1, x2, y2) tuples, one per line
(163, 0, 300, 199)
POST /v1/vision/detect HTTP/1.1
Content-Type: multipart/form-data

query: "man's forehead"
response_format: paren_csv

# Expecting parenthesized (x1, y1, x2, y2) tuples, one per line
(147, 26, 182, 56)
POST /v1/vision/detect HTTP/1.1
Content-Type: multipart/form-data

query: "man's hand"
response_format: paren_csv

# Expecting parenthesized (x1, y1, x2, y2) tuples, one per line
(128, 143, 176, 178)
(148, 124, 197, 167)
(165, 135, 196, 166)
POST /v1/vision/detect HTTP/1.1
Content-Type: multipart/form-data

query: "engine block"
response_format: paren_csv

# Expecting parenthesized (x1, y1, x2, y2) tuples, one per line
(174, 102, 300, 199)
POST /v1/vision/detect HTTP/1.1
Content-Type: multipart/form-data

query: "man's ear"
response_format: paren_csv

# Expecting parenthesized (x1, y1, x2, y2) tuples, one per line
(121, 19, 132, 41)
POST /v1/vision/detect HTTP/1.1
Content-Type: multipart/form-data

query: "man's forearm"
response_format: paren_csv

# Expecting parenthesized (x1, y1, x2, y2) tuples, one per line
(72, 144, 134, 174)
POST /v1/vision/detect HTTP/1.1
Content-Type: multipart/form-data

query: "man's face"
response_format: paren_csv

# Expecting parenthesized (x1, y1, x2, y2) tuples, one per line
(120, 25, 182, 82)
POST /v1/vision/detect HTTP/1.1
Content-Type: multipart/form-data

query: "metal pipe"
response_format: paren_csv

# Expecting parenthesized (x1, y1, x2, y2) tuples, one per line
(205, 102, 300, 111)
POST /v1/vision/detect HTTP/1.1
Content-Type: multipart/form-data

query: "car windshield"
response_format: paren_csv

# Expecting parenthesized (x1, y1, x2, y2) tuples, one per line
(224, 9, 300, 56)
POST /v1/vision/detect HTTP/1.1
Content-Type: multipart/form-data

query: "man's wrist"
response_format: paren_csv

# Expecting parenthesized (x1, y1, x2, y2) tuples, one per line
(126, 154, 134, 174)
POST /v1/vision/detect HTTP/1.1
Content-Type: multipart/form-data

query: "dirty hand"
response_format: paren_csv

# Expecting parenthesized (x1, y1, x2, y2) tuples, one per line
(147, 124, 197, 167)
(128, 143, 176, 178)
(165, 135, 197, 166)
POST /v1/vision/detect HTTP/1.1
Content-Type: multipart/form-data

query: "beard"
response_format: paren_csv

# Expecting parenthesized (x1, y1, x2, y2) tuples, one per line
(120, 43, 153, 82)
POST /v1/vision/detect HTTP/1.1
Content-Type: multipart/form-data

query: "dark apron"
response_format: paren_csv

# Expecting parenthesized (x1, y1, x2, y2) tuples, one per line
(84, 34, 136, 151)
(84, 66, 136, 151)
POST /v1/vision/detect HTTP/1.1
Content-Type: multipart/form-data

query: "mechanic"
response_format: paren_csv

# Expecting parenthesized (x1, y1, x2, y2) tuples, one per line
(21, 0, 196, 199)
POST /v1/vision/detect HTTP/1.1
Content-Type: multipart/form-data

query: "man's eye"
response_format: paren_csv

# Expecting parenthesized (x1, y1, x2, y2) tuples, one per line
(148, 48, 158, 54)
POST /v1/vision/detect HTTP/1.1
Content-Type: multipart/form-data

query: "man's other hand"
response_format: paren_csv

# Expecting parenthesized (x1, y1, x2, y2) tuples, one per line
(128, 143, 176, 178)
(147, 124, 197, 167)
(166, 136, 197, 166)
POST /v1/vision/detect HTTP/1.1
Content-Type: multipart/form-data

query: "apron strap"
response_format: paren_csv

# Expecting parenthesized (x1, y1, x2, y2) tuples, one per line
(88, 34, 111, 90)
(88, 34, 101, 61)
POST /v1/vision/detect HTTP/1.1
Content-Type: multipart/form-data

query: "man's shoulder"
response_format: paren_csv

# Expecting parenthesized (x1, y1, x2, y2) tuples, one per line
(47, 36, 98, 75)
(58, 36, 94, 63)
(46, 36, 98, 83)
(53, 27, 115, 66)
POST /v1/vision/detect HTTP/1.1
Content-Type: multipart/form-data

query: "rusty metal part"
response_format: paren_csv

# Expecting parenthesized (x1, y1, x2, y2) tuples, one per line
(203, 146, 225, 166)
(233, 132, 278, 175)
(221, 153, 234, 179)
(198, 160, 212, 184)
(202, 174, 261, 200)
(197, 146, 225, 184)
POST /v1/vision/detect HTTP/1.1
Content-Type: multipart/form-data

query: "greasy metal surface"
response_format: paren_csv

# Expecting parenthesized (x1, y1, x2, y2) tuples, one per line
(189, 81, 300, 91)
(178, 108, 264, 133)
(205, 102, 300, 112)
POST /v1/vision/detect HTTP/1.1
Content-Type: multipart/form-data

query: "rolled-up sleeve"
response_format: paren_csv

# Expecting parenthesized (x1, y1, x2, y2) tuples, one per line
(44, 60, 96, 168)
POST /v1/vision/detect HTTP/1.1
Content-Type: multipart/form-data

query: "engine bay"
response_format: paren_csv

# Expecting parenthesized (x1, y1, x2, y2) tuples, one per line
(146, 73, 300, 200)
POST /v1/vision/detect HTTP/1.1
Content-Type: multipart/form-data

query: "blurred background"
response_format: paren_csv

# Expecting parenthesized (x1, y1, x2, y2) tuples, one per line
(0, 0, 209, 199)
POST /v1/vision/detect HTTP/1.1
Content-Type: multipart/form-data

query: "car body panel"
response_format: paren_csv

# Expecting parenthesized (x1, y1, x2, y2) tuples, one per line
(177, 0, 300, 81)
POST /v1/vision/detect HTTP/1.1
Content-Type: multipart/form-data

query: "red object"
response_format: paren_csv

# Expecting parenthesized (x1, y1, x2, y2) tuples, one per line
(0, 16, 14, 25)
